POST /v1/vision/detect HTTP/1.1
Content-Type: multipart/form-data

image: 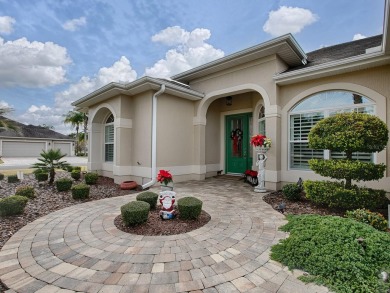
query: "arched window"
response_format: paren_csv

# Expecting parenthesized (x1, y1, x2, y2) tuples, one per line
(105, 114, 114, 162)
(289, 90, 375, 169)
(258, 106, 266, 135)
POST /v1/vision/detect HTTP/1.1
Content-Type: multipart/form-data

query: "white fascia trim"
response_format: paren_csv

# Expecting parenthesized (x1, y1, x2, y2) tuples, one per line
(274, 52, 390, 84)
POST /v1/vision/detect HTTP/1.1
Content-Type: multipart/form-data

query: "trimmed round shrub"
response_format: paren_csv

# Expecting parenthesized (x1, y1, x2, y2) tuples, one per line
(71, 170, 81, 181)
(15, 186, 35, 199)
(0, 173, 4, 180)
(36, 172, 48, 182)
(304, 180, 388, 210)
(178, 197, 203, 220)
(66, 165, 74, 172)
(55, 178, 73, 192)
(73, 166, 82, 171)
(282, 183, 301, 201)
(7, 175, 19, 183)
(85, 172, 99, 185)
(121, 201, 150, 226)
(0, 195, 28, 216)
(346, 209, 388, 232)
(136, 192, 158, 209)
(71, 184, 90, 200)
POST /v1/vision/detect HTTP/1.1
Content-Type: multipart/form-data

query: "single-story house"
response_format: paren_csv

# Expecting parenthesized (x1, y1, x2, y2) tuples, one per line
(0, 116, 75, 157)
(73, 3, 390, 192)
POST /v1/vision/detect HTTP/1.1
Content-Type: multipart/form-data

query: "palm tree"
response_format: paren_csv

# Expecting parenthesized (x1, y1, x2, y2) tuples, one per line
(0, 107, 18, 132)
(64, 111, 84, 155)
(32, 149, 70, 184)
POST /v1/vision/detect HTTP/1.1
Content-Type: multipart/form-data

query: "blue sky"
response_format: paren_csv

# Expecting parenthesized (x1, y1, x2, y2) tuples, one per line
(0, 0, 386, 133)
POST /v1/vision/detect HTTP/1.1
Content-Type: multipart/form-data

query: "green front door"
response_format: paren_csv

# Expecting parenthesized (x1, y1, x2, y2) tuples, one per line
(226, 113, 252, 174)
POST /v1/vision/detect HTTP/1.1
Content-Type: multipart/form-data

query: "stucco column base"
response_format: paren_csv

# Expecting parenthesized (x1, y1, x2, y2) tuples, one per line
(254, 186, 267, 193)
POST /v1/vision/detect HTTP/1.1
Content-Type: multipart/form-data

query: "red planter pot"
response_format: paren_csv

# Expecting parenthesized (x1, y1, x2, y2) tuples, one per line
(120, 181, 138, 190)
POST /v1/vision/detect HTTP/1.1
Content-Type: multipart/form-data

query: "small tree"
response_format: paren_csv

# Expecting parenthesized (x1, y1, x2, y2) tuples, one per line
(32, 149, 70, 184)
(305, 112, 389, 209)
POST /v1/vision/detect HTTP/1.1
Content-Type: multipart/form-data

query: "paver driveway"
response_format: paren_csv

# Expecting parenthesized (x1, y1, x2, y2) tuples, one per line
(0, 178, 329, 293)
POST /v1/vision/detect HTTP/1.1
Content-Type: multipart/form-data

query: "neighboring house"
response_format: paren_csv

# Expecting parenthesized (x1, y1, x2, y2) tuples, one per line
(0, 116, 75, 157)
(73, 3, 390, 192)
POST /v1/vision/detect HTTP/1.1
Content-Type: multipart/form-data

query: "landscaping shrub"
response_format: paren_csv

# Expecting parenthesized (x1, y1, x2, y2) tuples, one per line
(73, 166, 82, 171)
(178, 197, 203, 220)
(7, 175, 19, 183)
(55, 178, 73, 192)
(85, 172, 99, 185)
(36, 172, 49, 182)
(304, 180, 388, 210)
(15, 186, 35, 199)
(0, 173, 4, 180)
(0, 195, 28, 216)
(32, 149, 70, 184)
(71, 184, 90, 200)
(66, 165, 74, 172)
(346, 209, 388, 232)
(71, 170, 81, 181)
(282, 183, 301, 201)
(136, 192, 158, 209)
(271, 214, 390, 293)
(121, 201, 150, 226)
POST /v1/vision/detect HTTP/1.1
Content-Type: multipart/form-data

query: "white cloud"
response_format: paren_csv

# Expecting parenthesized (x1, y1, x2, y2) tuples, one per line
(62, 16, 87, 31)
(0, 100, 12, 109)
(353, 33, 366, 41)
(263, 6, 318, 37)
(0, 37, 71, 87)
(27, 105, 51, 113)
(0, 16, 15, 35)
(55, 56, 137, 109)
(145, 26, 224, 78)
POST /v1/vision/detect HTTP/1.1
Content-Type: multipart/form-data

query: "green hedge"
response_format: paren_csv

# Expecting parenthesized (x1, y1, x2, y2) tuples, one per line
(304, 180, 388, 210)
(271, 214, 390, 293)
(0, 195, 28, 216)
(346, 209, 388, 232)
(282, 183, 301, 201)
(55, 178, 73, 192)
(73, 166, 82, 171)
(71, 184, 90, 200)
(121, 201, 150, 226)
(71, 170, 81, 181)
(7, 175, 19, 183)
(136, 192, 158, 209)
(85, 172, 98, 185)
(66, 165, 74, 172)
(309, 159, 386, 182)
(36, 172, 48, 182)
(178, 196, 202, 220)
(15, 186, 35, 199)
(0, 173, 4, 180)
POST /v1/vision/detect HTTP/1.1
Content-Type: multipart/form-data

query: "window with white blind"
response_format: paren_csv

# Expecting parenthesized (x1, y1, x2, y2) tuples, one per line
(289, 91, 375, 169)
(105, 114, 114, 162)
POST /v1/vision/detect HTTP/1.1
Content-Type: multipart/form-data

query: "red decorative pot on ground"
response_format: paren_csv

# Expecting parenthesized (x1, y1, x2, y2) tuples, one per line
(120, 181, 138, 190)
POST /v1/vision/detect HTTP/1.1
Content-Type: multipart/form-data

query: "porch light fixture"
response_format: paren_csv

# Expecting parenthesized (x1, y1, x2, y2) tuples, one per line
(225, 96, 233, 106)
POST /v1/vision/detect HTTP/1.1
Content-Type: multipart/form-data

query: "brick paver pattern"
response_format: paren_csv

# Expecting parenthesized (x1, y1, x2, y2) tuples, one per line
(0, 178, 330, 293)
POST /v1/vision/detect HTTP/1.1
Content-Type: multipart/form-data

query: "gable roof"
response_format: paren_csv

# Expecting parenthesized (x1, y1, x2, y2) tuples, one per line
(0, 116, 72, 140)
(172, 34, 307, 83)
(72, 76, 204, 110)
(286, 35, 383, 72)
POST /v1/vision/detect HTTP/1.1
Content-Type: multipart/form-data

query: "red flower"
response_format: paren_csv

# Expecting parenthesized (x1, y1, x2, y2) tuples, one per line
(157, 169, 173, 185)
(250, 134, 266, 147)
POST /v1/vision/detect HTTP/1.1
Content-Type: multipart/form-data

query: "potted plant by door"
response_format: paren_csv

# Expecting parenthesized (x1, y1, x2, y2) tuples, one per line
(250, 134, 271, 193)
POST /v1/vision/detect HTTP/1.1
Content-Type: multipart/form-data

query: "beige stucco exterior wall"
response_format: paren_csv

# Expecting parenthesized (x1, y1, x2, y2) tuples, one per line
(278, 65, 390, 191)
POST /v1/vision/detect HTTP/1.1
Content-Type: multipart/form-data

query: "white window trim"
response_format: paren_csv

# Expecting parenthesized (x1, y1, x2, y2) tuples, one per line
(104, 116, 115, 163)
(288, 95, 376, 171)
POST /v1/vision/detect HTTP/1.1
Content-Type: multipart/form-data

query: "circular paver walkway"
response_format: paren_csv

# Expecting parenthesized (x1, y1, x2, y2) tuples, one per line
(0, 178, 329, 293)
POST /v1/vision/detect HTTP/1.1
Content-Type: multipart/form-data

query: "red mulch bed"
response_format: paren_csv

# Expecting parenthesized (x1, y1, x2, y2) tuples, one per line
(263, 190, 389, 220)
(114, 208, 211, 236)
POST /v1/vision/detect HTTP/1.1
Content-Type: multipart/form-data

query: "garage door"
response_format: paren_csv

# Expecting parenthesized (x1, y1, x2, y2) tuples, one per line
(53, 142, 71, 156)
(2, 141, 46, 157)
